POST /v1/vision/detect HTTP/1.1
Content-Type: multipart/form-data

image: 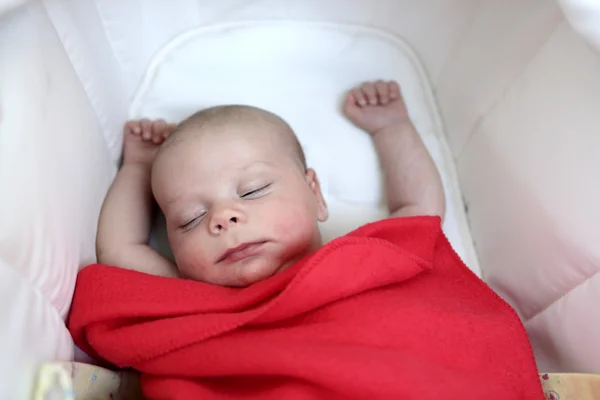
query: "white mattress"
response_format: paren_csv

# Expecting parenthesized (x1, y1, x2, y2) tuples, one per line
(131, 21, 480, 276)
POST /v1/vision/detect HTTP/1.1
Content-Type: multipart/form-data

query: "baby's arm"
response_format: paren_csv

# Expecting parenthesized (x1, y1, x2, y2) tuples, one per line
(344, 80, 445, 219)
(96, 119, 179, 277)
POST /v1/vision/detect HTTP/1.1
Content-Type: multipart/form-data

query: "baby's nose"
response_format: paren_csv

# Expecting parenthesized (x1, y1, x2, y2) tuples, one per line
(209, 207, 244, 234)
(211, 216, 238, 233)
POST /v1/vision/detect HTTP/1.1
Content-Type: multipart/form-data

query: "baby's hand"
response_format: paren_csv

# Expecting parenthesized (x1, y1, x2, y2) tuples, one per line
(343, 80, 410, 135)
(122, 119, 177, 166)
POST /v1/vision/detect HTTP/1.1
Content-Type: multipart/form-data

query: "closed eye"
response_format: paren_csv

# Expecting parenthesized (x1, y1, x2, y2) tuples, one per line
(241, 184, 271, 199)
(180, 212, 206, 230)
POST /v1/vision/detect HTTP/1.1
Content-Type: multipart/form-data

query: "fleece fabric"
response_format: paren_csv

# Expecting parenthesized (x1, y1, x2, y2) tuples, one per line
(68, 217, 543, 399)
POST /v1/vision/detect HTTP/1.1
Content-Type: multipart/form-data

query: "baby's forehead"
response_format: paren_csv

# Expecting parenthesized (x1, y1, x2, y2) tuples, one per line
(154, 106, 306, 174)
(156, 128, 290, 172)
(186, 118, 297, 152)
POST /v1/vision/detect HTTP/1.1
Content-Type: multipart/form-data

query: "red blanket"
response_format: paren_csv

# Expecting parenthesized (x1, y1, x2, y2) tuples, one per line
(69, 217, 543, 399)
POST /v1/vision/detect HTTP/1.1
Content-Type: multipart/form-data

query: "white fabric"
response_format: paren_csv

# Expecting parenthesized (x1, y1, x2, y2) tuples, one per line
(131, 22, 480, 275)
(42, 0, 130, 163)
(88, 0, 483, 103)
(457, 21, 600, 372)
(0, 0, 30, 15)
(0, 1, 116, 397)
(558, 0, 600, 53)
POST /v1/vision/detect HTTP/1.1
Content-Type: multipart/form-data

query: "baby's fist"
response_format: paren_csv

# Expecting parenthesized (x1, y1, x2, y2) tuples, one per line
(122, 119, 176, 166)
(343, 80, 410, 135)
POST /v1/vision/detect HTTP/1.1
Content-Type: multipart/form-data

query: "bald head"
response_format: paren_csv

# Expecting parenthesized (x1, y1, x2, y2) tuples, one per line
(157, 105, 307, 170)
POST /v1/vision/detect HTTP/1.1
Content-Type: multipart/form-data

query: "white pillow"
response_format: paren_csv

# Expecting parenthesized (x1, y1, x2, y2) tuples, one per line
(0, 4, 117, 396)
(131, 21, 480, 275)
(558, 0, 600, 53)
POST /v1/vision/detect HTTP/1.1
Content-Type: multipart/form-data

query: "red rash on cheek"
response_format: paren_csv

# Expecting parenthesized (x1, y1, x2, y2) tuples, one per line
(273, 201, 313, 237)
(172, 233, 210, 275)
(272, 217, 293, 237)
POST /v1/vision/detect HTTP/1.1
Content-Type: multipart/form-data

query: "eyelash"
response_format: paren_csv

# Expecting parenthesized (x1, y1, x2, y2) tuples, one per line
(241, 184, 271, 198)
(181, 212, 206, 230)
(179, 184, 271, 229)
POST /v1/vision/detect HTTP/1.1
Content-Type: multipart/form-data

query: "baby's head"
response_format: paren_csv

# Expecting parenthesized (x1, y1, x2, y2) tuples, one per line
(151, 105, 328, 287)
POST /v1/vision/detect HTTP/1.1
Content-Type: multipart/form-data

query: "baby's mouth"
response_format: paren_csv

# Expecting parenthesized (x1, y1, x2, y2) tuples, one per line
(217, 241, 267, 263)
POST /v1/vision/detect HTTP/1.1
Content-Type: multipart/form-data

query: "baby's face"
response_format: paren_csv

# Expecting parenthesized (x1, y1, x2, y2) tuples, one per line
(152, 123, 328, 287)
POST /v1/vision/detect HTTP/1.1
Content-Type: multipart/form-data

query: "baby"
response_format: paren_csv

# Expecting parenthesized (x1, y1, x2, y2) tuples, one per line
(72, 83, 544, 398)
(96, 80, 444, 287)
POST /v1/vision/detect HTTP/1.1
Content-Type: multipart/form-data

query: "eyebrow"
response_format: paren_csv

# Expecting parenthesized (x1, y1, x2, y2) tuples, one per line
(165, 161, 276, 207)
(239, 160, 276, 171)
(166, 194, 191, 207)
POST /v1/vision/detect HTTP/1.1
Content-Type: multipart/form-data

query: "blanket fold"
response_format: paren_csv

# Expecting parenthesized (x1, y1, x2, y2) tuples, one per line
(69, 217, 544, 399)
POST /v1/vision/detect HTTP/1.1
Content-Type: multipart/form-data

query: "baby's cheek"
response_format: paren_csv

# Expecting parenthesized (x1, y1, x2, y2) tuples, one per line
(272, 216, 295, 237)
(271, 202, 314, 240)
(172, 234, 211, 280)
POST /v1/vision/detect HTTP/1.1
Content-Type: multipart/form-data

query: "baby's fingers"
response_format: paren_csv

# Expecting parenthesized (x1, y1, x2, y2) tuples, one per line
(124, 121, 142, 136)
(350, 88, 367, 107)
(152, 119, 167, 144)
(375, 80, 389, 104)
(140, 119, 153, 140)
(388, 81, 400, 100)
(360, 83, 378, 105)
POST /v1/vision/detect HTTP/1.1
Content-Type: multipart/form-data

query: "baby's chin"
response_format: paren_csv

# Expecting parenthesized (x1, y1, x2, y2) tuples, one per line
(226, 245, 316, 287)
(180, 257, 284, 288)
(226, 258, 284, 287)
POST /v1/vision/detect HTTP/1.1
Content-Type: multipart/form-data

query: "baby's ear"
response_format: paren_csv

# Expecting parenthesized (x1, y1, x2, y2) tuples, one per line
(305, 168, 328, 222)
